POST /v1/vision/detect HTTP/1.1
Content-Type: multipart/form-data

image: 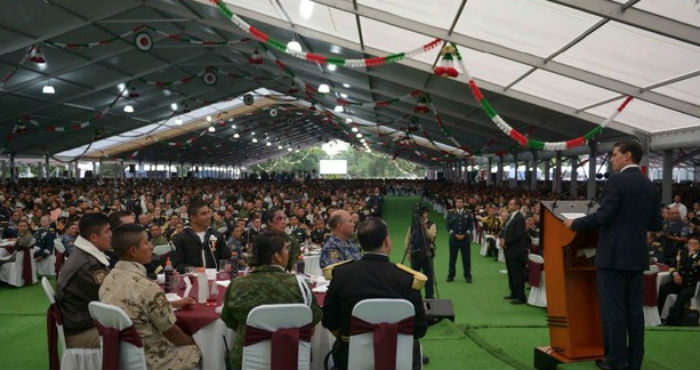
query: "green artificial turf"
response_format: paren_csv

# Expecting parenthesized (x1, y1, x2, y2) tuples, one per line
(0, 196, 697, 370)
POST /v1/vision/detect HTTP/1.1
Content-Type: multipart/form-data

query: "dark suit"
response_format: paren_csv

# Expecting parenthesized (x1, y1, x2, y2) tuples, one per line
(171, 227, 230, 273)
(322, 254, 427, 370)
(503, 211, 528, 300)
(572, 166, 662, 370)
(446, 209, 474, 280)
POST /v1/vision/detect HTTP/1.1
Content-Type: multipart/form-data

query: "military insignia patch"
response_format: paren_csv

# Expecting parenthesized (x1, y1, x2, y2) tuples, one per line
(330, 249, 341, 260)
(93, 270, 107, 284)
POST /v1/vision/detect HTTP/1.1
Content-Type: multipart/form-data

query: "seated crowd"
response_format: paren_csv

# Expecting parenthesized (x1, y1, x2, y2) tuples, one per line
(0, 177, 698, 369)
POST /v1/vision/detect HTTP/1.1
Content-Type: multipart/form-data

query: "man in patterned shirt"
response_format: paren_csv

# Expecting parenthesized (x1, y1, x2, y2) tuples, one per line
(320, 210, 361, 268)
(99, 224, 201, 370)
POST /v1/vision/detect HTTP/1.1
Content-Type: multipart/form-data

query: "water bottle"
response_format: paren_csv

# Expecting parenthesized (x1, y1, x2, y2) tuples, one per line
(230, 252, 239, 279)
(163, 258, 174, 293)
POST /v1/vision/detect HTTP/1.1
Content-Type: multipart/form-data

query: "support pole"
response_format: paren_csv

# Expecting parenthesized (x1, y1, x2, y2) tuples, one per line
(530, 151, 538, 191)
(662, 149, 673, 205)
(553, 151, 562, 194)
(587, 140, 597, 200)
(570, 155, 578, 198)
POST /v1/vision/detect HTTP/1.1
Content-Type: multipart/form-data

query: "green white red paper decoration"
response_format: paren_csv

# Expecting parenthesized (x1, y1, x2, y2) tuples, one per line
(448, 42, 634, 151)
(0, 45, 33, 90)
(249, 49, 263, 64)
(135, 32, 153, 52)
(209, 0, 441, 69)
(434, 44, 458, 78)
(28, 45, 46, 64)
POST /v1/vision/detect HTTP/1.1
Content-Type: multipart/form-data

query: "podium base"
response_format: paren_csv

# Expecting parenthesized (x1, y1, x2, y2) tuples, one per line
(534, 346, 603, 370)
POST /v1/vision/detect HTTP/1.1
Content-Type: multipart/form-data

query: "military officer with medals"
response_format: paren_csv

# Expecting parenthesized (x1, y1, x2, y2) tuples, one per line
(446, 197, 474, 283)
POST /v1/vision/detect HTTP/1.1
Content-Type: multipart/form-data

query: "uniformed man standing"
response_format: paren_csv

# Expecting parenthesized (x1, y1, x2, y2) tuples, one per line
(322, 217, 427, 370)
(55, 213, 112, 348)
(100, 224, 201, 370)
(404, 208, 437, 299)
(658, 236, 700, 325)
(446, 197, 474, 283)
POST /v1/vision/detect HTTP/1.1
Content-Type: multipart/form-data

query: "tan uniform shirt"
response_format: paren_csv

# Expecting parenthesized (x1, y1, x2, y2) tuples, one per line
(99, 261, 200, 370)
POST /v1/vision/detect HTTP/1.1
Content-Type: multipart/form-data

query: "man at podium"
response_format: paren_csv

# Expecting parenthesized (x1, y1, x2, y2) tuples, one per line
(565, 140, 662, 370)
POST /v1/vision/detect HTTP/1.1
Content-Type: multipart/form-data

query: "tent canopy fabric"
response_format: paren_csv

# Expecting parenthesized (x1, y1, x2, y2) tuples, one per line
(0, 0, 698, 166)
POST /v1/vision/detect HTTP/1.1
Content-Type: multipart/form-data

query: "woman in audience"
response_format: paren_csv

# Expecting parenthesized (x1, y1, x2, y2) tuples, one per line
(220, 231, 322, 370)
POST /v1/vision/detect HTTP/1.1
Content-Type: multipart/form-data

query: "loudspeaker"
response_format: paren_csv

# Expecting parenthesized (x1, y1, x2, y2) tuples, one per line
(243, 94, 254, 105)
(424, 299, 455, 325)
(269, 108, 278, 117)
(129, 164, 135, 173)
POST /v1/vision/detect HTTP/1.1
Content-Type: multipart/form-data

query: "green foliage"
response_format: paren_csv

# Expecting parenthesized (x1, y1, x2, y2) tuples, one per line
(250, 145, 424, 178)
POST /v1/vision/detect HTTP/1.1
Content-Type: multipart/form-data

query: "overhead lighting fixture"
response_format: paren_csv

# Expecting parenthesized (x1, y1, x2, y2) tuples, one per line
(356, 133, 363, 138)
(170, 103, 178, 111)
(123, 104, 134, 113)
(330, 45, 342, 54)
(252, 138, 258, 143)
(175, 118, 183, 125)
(288, 147, 292, 152)
(342, 83, 350, 88)
(206, 115, 212, 122)
(334, 105, 344, 113)
(266, 142, 272, 147)
(287, 41, 302, 53)
(231, 124, 236, 129)
(340, 93, 348, 99)
(233, 133, 240, 138)
(351, 127, 358, 132)
(346, 118, 352, 123)
(327, 64, 337, 72)
(278, 145, 283, 150)
(318, 84, 330, 94)
(117, 83, 126, 92)
(42, 83, 55, 95)
(163, 89, 172, 96)
(299, 0, 314, 20)
(208, 126, 215, 133)
(251, 131, 256, 136)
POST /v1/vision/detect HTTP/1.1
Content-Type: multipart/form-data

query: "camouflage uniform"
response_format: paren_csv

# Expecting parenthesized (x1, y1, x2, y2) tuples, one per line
(99, 261, 201, 370)
(319, 234, 361, 269)
(220, 265, 322, 370)
(33, 226, 56, 259)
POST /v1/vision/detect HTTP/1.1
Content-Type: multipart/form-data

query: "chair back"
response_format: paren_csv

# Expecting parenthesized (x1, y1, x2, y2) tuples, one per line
(41, 277, 68, 351)
(645, 264, 660, 274)
(88, 302, 147, 370)
(242, 303, 312, 370)
(348, 299, 415, 370)
(528, 253, 544, 264)
(152, 244, 173, 257)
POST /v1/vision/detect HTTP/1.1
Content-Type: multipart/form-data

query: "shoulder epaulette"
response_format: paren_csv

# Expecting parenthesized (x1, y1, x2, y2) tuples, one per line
(322, 259, 354, 280)
(394, 263, 427, 291)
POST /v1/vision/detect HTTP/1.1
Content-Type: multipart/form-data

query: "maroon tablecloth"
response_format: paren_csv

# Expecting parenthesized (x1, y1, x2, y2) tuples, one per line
(642, 272, 658, 306)
(528, 260, 542, 288)
(172, 284, 226, 335)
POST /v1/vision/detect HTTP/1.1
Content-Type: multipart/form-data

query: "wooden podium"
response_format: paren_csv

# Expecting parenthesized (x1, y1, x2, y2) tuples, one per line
(534, 201, 604, 370)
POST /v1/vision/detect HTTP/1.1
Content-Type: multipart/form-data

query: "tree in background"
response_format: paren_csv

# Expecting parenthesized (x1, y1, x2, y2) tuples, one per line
(250, 144, 423, 178)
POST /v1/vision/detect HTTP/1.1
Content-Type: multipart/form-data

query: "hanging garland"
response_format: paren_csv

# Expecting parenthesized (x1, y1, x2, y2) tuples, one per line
(44, 25, 250, 49)
(447, 43, 634, 151)
(210, 0, 442, 69)
(0, 45, 34, 90)
(21, 82, 129, 132)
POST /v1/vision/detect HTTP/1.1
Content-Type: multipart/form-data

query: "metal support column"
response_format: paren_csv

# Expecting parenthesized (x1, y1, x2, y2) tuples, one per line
(587, 140, 597, 200)
(530, 151, 538, 191)
(486, 157, 493, 186)
(570, 155, 578, 198)
(9, 154, 16, 182)
(497, 156, 504, 187)
(554, 151, 562, 194)
(662, 149, 673, 205)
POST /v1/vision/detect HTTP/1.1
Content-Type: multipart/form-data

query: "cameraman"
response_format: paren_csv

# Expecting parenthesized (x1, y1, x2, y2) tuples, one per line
(404, 207, 437, 299)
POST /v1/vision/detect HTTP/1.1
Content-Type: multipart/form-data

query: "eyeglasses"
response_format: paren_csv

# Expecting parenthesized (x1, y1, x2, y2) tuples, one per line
(274, 216, 288, 221)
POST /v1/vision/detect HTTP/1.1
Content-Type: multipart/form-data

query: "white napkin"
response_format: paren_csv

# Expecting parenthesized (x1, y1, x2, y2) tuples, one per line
(183, 276, 192, 298)
(216, 280, 231, 288)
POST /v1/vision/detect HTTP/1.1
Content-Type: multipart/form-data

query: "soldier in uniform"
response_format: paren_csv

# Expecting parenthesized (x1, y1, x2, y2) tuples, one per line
(55, 213, 112, 348)
(320, 210, 361, 269)
(100, 224, 201, 370)
(404, 207, 437, 299)
(266, 207, 300, 271)
(221, 231, 322, 370)
(309, 218, 331, 248)
(322, 217, 427, 370)
(446, 197, 474, 283)
(242, 216, 262, 249)
(368, 187, 383, 217)
(33, 215, 56, 261)
(482, 206, 501, 258)
(658, 236, 700, 325)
